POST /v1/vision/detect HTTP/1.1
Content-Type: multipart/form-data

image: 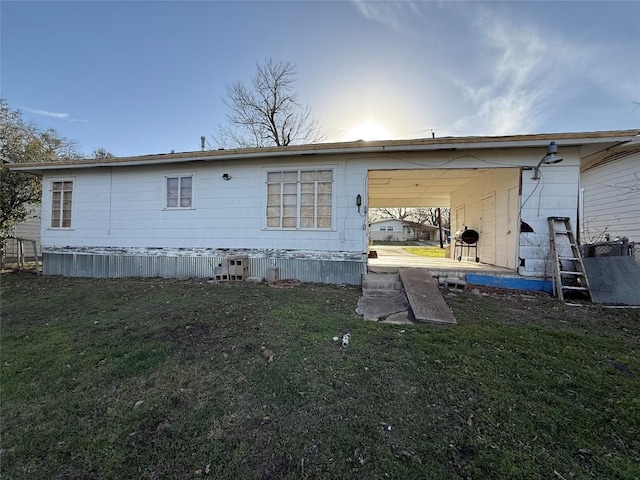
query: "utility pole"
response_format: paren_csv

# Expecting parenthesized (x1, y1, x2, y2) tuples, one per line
(437, 208, 444, 248)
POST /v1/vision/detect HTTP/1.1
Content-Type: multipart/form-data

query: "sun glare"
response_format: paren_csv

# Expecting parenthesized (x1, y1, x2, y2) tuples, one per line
(345, 121, 392, 141)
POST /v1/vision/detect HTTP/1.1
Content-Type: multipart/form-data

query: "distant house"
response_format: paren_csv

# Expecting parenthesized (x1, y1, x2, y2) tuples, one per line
(369, 219, 443, 242)
(370, 219, 414, 242)
(8, 130, 639, 284)
(2, 205, 41, 262)
(580, 144, 640, 244)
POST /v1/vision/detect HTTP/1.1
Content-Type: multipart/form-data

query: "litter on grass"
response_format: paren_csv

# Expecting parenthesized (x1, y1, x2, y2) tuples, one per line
(332, 333, 351, 347)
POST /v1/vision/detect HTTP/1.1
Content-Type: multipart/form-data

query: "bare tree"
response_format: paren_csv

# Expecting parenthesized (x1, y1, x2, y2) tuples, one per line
(369, 207, 450, 229)
(212, 58, 324, 148)
(412, 207, 451, 230)
(369, 208, 412, 221)
(92, 147, 115, 159)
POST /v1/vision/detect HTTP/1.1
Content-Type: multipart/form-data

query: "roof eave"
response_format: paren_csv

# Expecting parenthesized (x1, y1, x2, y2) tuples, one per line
(8, 129, 640, 172)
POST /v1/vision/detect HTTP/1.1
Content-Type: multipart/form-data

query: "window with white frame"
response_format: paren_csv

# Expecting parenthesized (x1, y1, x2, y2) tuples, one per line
(266, 169, 333, 229)
(51, 180, 73, 228)
(165, 175, 193, 209)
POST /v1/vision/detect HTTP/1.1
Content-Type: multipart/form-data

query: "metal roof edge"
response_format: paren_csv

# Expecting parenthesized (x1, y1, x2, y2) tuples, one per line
(8, 129, 640, 172)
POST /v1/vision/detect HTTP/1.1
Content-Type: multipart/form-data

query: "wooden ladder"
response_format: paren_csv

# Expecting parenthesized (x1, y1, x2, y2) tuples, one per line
(547, 217, 591, 301)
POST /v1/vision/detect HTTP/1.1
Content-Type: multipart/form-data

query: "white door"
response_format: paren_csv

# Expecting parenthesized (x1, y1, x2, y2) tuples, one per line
(481, 193, 496, 265)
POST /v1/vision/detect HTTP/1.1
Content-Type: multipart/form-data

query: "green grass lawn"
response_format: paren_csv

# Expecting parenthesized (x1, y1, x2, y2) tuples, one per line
(1, 274, 639, 479)
(402, 246, 446, 258)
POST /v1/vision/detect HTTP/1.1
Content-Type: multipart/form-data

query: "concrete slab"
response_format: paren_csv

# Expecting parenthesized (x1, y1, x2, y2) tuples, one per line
(381, 311, 415, 325)
(355, 291, 410, 322)
(583, 256, 640, 305)
(439, 276, 467, 289)
(399, 268, 457, 324)
(362, 273, 403, 294)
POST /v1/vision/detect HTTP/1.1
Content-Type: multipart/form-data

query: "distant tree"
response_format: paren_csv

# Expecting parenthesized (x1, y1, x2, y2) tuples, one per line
(92, 147, 115, 159)
(212, 58, 324, 148)
(369, 207, 450, 230)
(412, 207, 451, 230)
(0, 99, 80, 248)
(369, 208, 412, 221)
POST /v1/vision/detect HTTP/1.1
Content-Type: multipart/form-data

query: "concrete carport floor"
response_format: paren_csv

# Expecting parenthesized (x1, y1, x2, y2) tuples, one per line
(367, 244, 514, 274)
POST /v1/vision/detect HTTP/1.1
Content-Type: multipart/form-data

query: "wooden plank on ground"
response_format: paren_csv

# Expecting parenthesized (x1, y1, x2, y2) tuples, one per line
(399, 268, 457, 324)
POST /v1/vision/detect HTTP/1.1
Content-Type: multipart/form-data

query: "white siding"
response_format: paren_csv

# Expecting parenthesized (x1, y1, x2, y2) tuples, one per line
(450, 169, 519, 268)
(519, 161, 581, 276)
(369, 219, 405, 241)
(581, 151, 640, 243)
(40, 157, 368, 254)
(3, 204, 41, 259)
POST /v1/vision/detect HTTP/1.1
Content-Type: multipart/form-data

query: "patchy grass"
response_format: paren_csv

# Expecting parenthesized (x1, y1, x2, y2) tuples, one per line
(1, 273, 639, 479)
(403, 246, 446, 258)
(370, 241, 429, 247)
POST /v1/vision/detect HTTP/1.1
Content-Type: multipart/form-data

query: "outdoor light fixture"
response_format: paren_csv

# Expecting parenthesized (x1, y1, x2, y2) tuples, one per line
(532, 141, 563, 180)
(222, 173, 232, 181)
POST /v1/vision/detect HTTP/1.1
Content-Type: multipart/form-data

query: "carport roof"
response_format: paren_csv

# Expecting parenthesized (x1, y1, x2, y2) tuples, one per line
(368, 168, 493, 208)
(7, 129, 640, 172)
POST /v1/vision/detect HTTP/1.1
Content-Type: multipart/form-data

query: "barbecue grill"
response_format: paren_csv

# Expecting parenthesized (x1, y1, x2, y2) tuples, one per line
(454, 227, 479, 262)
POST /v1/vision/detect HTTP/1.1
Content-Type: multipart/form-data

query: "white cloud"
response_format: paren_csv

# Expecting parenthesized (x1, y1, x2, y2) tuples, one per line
(450, 9, 568, 135)
(348, 1, 571, 136)
(343, 1, 639, 138)
(351, 0, 421, 33)
(23, 107, 87, 123)
(449, 5, 639, 135)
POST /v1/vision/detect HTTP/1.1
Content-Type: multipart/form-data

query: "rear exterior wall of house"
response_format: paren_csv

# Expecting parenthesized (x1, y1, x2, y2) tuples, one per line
(39, 155, 369, 283)
(38, 147, 582, 283)
(40, 157, 366, 253)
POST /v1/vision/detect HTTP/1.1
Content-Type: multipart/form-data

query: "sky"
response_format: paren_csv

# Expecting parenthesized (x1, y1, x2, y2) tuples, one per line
(2, 0, 639, 157)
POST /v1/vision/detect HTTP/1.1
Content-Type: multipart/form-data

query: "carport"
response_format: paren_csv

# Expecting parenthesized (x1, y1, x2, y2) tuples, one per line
(367, 167, 522, 272)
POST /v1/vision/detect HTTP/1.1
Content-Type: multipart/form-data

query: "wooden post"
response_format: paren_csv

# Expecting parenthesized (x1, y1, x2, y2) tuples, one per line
(18, 239, 24, 271)
(31, 239, 40, 275)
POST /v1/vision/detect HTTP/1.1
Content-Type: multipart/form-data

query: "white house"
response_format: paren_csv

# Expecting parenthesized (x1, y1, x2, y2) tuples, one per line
(2, 205, 41, 262)
(579, 142, 640, 244)
(369, 219, 442, 242)
(370, 219, 414, 242)
(10, 129, 639, 285)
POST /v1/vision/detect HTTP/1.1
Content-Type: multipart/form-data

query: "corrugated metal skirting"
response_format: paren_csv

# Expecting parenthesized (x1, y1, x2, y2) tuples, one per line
(43, 252, 365, 285)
